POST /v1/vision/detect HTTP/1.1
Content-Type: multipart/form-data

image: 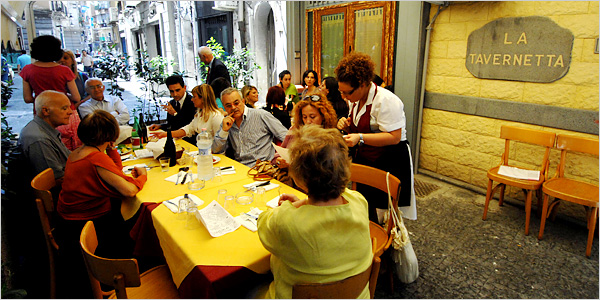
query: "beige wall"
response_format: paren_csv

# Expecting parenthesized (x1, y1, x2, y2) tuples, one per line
(420, 2, 599, 203)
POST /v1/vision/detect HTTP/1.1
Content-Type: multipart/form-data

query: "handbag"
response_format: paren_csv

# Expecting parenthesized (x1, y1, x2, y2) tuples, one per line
(386, 172, 419, 284)
(248, 159, 292, 185)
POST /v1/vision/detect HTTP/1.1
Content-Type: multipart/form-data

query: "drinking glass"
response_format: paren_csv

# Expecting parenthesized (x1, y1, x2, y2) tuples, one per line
(224, 195, 235, 214)
(236, 191, 254, 205)
(213, 167, 222, 183)
(185, 206, 200, 230)
(256, 187, 266, 203)
(217, 189, 227, 205)
(188, 179, 205, 191)
(176, 196, 190, 220)
(159, 157, 171, 172)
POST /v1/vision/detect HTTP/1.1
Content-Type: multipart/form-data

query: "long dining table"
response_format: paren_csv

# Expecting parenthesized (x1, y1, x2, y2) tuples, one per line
(121, 139, 306, 298)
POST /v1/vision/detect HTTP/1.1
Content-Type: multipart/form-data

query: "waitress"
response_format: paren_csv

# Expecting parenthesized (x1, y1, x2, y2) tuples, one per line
(336, 52, 416, 221)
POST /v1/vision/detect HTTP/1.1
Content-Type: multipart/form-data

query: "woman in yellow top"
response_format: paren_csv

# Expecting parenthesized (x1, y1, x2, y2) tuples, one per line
(257, 126, 373, 299)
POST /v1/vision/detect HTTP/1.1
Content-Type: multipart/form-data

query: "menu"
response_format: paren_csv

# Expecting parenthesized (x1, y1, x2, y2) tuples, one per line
(196, 200, 240, 237)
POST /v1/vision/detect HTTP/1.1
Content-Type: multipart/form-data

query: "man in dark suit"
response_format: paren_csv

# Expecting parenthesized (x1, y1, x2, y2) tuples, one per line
(149, 75, 197, 144)
(199, 46, 231, 85)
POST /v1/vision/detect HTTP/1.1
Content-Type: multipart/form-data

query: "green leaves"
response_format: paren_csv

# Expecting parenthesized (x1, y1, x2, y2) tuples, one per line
(199, 38, 261, 88)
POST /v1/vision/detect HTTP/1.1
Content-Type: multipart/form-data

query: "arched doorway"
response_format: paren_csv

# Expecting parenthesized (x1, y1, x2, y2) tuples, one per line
(253, 3, 276, 103)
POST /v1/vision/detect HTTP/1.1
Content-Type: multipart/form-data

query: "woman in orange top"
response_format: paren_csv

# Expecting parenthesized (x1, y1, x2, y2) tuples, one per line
(55, 110, 147, 297)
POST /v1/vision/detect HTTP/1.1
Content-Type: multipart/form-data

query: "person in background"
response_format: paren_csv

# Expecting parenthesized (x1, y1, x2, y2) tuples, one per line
(20, 35, 81, 115)
(278, 70, 299, 105)
(17, 50, 31, 73)
(147, 75, 196, 143)
(54, 49, 87, 150)
(1, 55, 8, 82)
(264, 86, 291, 129)
(213, 87, 288, 167)
(336, 52, 416, 221)
(55, 110, 147, 298)
(199, 46, 231, 85)
(58, 50, 88, 103)
(320, 76, 349, 121)
(78, 78, 130, 125)
(81, 50, 94, 74)
(210, 77, 231, 114)
(242, 85, 259, 108)
(18, 90, 72, 185)
(272, 91, 338, 169)
(151, 84, 224, 140)
(257, 125, 372, 299)
(300, 69, 319, 99)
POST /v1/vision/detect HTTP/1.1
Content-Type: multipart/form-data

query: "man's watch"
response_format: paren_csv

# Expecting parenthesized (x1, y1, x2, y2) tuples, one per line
(358, 133, 364, 146)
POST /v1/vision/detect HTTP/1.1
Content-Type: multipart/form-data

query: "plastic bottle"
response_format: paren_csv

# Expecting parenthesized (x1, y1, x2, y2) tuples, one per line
(196, 128, 214, 180)
(163, 130, 177, 167)
(131, 116, 141, 149)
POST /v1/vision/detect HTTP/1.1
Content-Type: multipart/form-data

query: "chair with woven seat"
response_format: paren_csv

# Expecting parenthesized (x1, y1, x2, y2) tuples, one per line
(349, 163, 400, 290)
(482, 125, 556, 235)
(31, 168, 59, 298)
(79, 221, 180, 299)
(292, 239, 381, 299)
(538, 134, 599, 257)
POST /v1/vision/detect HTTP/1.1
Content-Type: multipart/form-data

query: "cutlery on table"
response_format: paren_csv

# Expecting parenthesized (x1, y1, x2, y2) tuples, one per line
(245, 181, 270, 192)
(176, 167, 190, 185)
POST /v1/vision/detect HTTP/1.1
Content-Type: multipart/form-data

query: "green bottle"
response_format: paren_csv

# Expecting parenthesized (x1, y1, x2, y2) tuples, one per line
(132, 116, 142, 149)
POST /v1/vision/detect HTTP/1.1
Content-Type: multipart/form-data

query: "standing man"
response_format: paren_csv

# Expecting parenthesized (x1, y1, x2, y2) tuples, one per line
(1, 55, 8, 82)
(213, 87, 288, 167)
(148, 75, 196, 143)
(18, 90, 72, 184)
(199, 46, 231, 85)
(17, 50, 31, 73)
(78, 78, 130, 125)
(81, 50, 94, 75)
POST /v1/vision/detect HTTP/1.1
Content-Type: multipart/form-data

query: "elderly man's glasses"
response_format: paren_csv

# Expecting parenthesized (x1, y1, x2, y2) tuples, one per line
(88, 84, 104, 90)
(302, 95, 321, 102)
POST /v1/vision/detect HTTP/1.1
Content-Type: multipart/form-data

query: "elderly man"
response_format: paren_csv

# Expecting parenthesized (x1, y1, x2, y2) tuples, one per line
(18, 90, 72, 184)
(78, 78, 130, 125)
(199, 46, 231, 85)
(213, 87, 288, 167)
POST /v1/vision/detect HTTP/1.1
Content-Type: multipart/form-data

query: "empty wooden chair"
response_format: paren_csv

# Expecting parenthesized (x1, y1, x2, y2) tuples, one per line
(538, 134, 599, 257)
(79, 221, 180, 299)
(482, 125, 556, 235)
(31, 168, 58, 298)
(349, 163, 400, 290)
(292, 239, 381, 299)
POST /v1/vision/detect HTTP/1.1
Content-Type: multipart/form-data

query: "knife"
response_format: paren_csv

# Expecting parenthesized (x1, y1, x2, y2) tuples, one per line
(181, 172, 188, 185)
(245, 181, 270, 192)
(220, 166, 234, 170)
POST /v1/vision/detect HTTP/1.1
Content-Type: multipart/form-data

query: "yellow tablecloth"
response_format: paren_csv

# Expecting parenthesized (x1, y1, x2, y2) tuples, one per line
(124, 139, 306, 287)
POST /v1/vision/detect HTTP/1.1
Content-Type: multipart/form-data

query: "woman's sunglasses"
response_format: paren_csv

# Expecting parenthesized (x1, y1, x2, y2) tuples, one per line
(302, 95, 321, 102)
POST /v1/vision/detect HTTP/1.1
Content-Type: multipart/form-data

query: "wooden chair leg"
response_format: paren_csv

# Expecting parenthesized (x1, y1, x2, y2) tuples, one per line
(483, 179, 493, 220)
(524, 190, 533, 236)
(538, 193, 550, 240)
(586, 207, 598, 257)
(535, 189, 543, 218)
(498, 184, 506, 206)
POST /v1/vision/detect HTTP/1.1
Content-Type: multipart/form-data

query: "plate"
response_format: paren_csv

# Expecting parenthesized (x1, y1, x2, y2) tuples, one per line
(213, 156, 221, 164)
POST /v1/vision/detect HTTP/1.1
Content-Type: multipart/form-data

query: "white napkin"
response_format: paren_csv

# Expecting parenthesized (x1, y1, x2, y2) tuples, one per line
(243, 181, 280, 192)
(219, 166, 236, 175)
(116, 125, 133, 144)
(145, 138, 167, 159)
(164, 172, 198, 184)
(498, 165, 540, 180)
(121, 154, 134, 162)
(162, 194, 204, 213)
(134, 149, 153, 159)
(234, 208, 263, 232)
(266, 196, 281, 208)
(122, 163, 148, 174)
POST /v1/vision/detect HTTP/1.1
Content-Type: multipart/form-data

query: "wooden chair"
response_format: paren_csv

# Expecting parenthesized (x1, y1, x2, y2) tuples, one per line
(537, 134, 599, 257)
(482, 125, 556, 235)
(31, 168, 58, 298)
(79, 221, 180, 299)
(292, 239, 381, 299)
(349, 163, 400, 290)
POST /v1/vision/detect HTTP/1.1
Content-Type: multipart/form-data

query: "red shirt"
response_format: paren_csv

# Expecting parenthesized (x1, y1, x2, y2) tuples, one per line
(20, 64, 76, 97)
(58, 149, 147, 220)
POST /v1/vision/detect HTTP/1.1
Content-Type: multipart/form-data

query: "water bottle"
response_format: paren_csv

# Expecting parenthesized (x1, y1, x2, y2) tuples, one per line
(196, 128, 214, 180)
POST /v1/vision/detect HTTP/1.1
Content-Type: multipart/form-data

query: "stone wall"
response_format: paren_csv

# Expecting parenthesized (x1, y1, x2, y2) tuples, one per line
(421, 2, 598, 204)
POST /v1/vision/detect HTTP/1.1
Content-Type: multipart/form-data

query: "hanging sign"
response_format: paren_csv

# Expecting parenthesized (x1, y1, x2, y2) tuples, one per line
(466, 16, 573, 83)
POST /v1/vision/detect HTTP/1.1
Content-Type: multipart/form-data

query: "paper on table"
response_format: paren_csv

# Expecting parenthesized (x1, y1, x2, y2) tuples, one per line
(196, 201, 240, 237)
(272, 142, 290, 163)
(134, 149, 154, 159)
(243, 181, 279, 192)
(498, 165, 540, 180)
(162, 194, 204, 213)
(122, 163, 148, 174)
(234, 207, 263, 232)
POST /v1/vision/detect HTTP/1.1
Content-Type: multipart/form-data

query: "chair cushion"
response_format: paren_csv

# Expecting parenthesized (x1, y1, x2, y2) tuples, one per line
(109, 265, 180, 299)
(543, 178, 599, 207)
(487, 165, 544, 190)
